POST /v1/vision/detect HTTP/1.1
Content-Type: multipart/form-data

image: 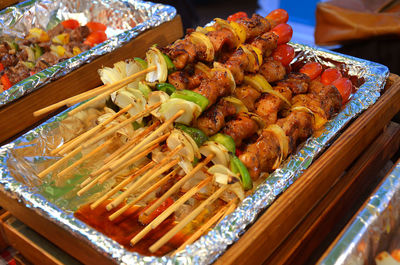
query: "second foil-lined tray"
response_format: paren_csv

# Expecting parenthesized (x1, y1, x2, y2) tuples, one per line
(0, 0, 182, 144)
(0, 43, 389, 264)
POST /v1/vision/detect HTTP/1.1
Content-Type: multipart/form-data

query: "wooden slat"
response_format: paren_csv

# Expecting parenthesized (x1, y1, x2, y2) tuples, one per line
(0, 0, 20, 10)
(214, 73, 400, 265)
(0, 15, 183, 145)
(265, 121, 400, 265)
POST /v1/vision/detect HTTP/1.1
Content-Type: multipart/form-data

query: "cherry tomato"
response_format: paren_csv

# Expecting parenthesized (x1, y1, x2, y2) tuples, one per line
(272, 23, 293, 45)
(138, 197, 174, 225)
(266, 9, 289, 25)
(332, 77, 352, 105)
(321, 68, 342, 85)
(84, 31, 107, 47)
(272, 44, 295, 67)
(391, 249, 400, 262)
(0, 62, 4, 72)
(1, 74, 13, 90)
(61, 19, 80, 30)
(227, 11, 248, 22)
(299, 62, 323, 80)
(86, 21, 107, 32)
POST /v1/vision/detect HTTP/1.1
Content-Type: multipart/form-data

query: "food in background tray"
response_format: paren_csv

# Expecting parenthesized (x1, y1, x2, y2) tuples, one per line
(376, 250, 400, 265)
(0, 19, 107, 92)
(14, 10, 355, 256)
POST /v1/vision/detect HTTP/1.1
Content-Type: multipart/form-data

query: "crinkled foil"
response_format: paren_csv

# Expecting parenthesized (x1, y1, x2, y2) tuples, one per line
(0, 44, 389, 264)
(0, 0, 176, 107)
(318, 161, 400, 265)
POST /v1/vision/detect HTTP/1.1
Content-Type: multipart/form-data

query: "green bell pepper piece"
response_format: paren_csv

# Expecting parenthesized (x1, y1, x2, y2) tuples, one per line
(134, 57, 148, 69)
(162, 53, 176, 74)
(230, 155, 253, 190)
(156, 83, 176, 95)
(210, 133, 235, 154)
(138, 81, 152, 99)
(175, 123, 208, 147)
(170, 90, 209, 111)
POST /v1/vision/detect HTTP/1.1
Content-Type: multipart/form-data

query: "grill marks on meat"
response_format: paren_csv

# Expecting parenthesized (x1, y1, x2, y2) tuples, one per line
(196, 99, 236, 136)
(70, 26, 90, 43)
(223, 113, 259, 146)
(276, 73, 310, 94)
(308, 80, 342, 119)
(224, 48, 249, 85)
(251, 32, 278, 58)
(234, 85, 261, 111)
(236, 14, 271, 41)
(259, 57, 286, 83)
(165, 38, 197, 70)
(207, 28, 237, 53)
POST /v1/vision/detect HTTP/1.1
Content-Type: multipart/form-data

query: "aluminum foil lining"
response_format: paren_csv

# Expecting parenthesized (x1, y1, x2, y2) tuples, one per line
(0, 43, 389, 264)
(0, 0, 176, 107)
(318, 162, 400, 265)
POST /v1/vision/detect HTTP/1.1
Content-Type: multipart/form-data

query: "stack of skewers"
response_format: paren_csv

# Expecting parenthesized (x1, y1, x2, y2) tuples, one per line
(32, 9, 354, 256)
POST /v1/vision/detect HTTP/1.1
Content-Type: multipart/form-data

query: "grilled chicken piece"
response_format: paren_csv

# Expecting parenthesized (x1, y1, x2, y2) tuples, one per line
(255, 86, 292, 125)
(308, 80, 342, 119)
(168, 71, 190, 90)
(234, 85, 261, 111)
(251, 32, 278, 58)
(276, 110, 314, 153)
(224, 48, 249, 84)
(223, 113, 259, 146)
(239, 130, 280, 180)
(196, 99, 236, 136)
(276, 72, 310, 94)
(165, 38, 197, 70)
(207, 28, 237, 53)
(236, 14, 271, 41)
(259, 57, 286, 83)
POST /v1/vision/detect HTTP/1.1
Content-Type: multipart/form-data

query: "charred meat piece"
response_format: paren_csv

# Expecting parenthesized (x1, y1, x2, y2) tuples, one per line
(223, 113, 259, 146)
(251, 32, 278, 58)
(1, 54, 18, 68)
(207, 28, 237, 53)
(259, 57, 286, 83)
(195, 98, 236, 136)
(5, 61, 30, 84)
(70, 26, 90, 43)
(308, 80, 342, 119)
(239, 130, 280, 180)
(236, 14, 271, 41)
(0, 42, 10, 57)
(276, 72, 310, 94)
(255, 86, 292, 125)
(224, 48, 249, 84)
(165, 38, 196, 70)
(168, 71, 190, 90)
(47, 23, 66, 38)
(234, 84, 261, 111)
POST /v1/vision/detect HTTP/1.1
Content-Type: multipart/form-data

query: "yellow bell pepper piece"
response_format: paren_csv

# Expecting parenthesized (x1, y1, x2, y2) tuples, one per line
(230, 21, 246, 44)
(52, 33, 70, 45)
(50, 45, 66, 57)
(27, 28, 49, 42)
(72, 47, 82, 56)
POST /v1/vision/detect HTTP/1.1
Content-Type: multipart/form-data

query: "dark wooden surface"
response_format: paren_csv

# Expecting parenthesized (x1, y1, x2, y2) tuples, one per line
(214, 73, 400, 265)
(0, 0, 20, 10)
(0, 15, 183, 145)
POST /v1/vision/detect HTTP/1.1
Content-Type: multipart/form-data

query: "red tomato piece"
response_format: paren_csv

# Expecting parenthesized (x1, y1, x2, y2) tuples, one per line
(392, 249, 400, 262)
(86, 21, 107, 32)
(272, 44, 295, 67)
(0, 63, 4, 72)
(321, 68, 342, 85)
(266, 9, 289, 25)
(1, 74, 13, 90)
(61, 19, 80, 30)
(227, 11, 248, 22)
(84, 31, 107, 47)
(138, 197, 174, 225)
(299, 62, 323, 80)
(332, 77, 352, 105)
(272, 23, 293, 45)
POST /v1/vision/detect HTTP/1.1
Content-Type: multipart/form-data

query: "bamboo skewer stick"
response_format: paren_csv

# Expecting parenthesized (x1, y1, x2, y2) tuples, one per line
(68, 66, 157, 117)
(57, 139, 113, 178)
(108, 168, 179, 221)
(148, 185, 228, 253)
(103, 121, 160, 164)
(90, 161, 156, 210)
(130, 176, 212, 246)
(52, 103, 135, 156)
(38, 146, 83, 178)
(106, 158, 180, 211)
(77, 143, 160, 196)
(91, 131, 170, 178)
(105, 110, 184, 175)
(81, 103, 162, 150)
(33, 84, 109, 117)
(143, 153, 215, 216)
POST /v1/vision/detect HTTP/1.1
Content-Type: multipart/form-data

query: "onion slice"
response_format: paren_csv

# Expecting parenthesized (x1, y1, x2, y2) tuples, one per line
(213, 62, 236, 93)
(264, 124, 289, 169)
(223, 96, 248, 113)
(145, 46, 168, 85)
(194, 62, 212, 79)
(199, 141, 230, 167)
(214, 18, 240, 47)
(240, 44, 258, 73)
(189, 31, 215, 62)
(167, 129, 195, 162)
(147, 91, 169, 118)
(159, 98, 202, 125)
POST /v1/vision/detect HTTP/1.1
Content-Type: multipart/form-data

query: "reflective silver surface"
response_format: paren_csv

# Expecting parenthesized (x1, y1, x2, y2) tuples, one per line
(0, 0, 176, 107)
(0, 43, 389, 264)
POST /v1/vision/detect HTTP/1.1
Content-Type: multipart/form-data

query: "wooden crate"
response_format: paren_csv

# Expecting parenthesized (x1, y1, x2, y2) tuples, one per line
(0, 15, 183, 145)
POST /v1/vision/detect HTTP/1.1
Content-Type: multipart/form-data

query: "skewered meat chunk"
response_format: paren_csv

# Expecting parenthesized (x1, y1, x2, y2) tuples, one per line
(308, 80, 342, 119)
(207, 28, 238, 52)
(277, 72, 310, 94)
(164, 38, 197, 70)
(251, 32, 278, 57)
(255, 86, 292, 125)
(224, 48, 249, 84)
(168, 71, 190, 90)
(234, 85, 261, 111)
(195, 99, 236, 136)
(259, 57, 286, 83)
(239, 130, 280, 180)
(70, 26, 90, 42)
(236, 14, 271, 41)
(223, 113, 259, 146)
